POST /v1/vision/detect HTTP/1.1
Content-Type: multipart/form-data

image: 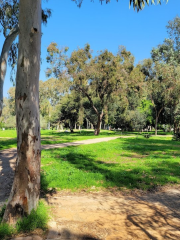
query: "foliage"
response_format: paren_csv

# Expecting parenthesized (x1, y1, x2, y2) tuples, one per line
(0, 204, 15, 240)
(151, 16, 180, 133)
(151, 16, 180, 66)
(72, 0, 168, 11)
(46, 43, 146, 134)
(0, 201, 49, 240)
(16, 201, 49, 232)
(139, 99, 153, 124)
(129, 109, 147, 131)
(0, 1, 51, 81)
(0, 223, 15, 240)
(141, 58, 180, 134)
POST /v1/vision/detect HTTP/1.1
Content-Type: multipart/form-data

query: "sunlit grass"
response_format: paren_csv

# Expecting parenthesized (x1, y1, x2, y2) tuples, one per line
(0, 200, 49, 240)
(0, 130, 122, 150)
(41, 136, 180, 192)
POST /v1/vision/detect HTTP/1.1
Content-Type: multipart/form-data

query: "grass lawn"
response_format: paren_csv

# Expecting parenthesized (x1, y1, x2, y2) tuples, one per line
(41, 136, 180, 192)
(0, 130, 125, 150)
(0, 200, 49, 240)
(0, 129, 173, 150)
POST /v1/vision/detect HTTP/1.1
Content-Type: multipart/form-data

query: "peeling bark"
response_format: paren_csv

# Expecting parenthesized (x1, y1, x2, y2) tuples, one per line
(3, 0, 41, 224)
(0, 25, 19, 116)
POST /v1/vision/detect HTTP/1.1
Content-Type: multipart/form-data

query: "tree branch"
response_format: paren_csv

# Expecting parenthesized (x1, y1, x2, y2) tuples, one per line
(0, 25, 19, 116)
(78, 85, 100, 116)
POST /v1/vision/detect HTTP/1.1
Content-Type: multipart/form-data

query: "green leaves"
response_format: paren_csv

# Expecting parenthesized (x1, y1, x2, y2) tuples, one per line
(72, 0, 169, 11)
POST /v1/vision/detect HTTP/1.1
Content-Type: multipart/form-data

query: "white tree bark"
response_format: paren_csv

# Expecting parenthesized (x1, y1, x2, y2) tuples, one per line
(0, 26, 19, 116)
(3, 0, 41, 224)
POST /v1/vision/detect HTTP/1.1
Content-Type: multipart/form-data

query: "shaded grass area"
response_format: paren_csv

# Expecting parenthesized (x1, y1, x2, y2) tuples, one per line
(0, 201, 49, 240)
(0, 130, 122, 150)
(0, 138, 17, 150)
(41, 136, 180, 192)
(41, 130, 121, 145)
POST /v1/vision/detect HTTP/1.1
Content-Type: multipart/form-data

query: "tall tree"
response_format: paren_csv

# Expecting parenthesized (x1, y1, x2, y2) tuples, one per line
(3, 0, 42, 224)
(151, 16, 180, 66)
(47, 43, 129, 135)
(147, 63, 180, 135)
(151, 16, 180, 133)
(0, 0, 51, 116)
(0, 1, 19, 116)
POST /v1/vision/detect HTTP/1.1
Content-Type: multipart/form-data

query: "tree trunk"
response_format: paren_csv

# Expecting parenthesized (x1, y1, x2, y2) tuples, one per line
(155, 117, 158, 136)
(3, 0, 41, 224)
(94, 114, 103, 136)
(69, 120, 74, 133)
(0, 26, 19, 116)
(86, 118, 88, 129)
(174, 122, 177, 134)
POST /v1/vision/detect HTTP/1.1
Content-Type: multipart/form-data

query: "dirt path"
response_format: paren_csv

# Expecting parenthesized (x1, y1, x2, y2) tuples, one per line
(0, 136, 180, 240)
(46, 187, 180, 240)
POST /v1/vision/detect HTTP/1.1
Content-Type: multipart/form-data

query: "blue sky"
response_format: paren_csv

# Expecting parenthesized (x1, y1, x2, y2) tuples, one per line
(1, 0, 180, 96)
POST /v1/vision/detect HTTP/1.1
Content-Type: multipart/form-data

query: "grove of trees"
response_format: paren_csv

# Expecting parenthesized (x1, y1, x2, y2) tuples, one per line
(0, 0, 171, 224)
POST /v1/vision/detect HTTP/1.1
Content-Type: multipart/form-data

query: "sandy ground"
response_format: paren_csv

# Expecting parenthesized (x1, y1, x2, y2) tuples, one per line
(45, 187, 180, 240)
(0, 137, 180, 240)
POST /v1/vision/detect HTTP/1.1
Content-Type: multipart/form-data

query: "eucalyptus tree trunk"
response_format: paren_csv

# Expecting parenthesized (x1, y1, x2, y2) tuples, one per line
(86, 118, 88, 129)
(155, 117, 158, 136)
(174, 122, 177, 134)
(3, 0, 41, 224)
(0, 26, 19, 116)
(94, 112, 103, 136)
(69, 120, 74, 133)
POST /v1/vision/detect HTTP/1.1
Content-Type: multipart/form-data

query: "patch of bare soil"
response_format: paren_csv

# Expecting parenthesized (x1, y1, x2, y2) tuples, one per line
(45, 186, 180, 240)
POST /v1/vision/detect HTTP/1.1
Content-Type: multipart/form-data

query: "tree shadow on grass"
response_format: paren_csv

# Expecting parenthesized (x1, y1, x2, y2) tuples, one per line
(41, 137, 180, 195)
(41, 130, 119, 137)
(0, 138, 17, 150)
